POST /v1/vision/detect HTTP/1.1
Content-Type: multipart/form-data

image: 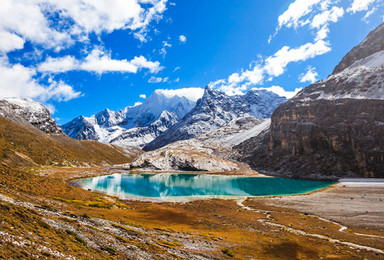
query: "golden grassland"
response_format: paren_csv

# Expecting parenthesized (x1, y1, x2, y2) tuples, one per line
(0, 116, 138, 168)
(0, 116, 383, 259)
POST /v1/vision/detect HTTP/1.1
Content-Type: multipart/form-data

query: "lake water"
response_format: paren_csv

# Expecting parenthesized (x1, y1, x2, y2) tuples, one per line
(73, 173, 334, 202)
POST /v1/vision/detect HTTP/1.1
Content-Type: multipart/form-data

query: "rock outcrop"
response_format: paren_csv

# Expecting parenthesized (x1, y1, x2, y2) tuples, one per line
(235, 23, 384, 179)
(0, 98, 63, 134)
(130, 117, 267, 173)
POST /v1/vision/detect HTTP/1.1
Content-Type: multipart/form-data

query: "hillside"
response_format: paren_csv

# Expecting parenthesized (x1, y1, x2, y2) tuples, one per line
(0, 112, 141, 168)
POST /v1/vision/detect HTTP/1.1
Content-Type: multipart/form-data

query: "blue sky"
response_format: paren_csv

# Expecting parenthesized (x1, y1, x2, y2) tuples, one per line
(0, 0, 383, 123)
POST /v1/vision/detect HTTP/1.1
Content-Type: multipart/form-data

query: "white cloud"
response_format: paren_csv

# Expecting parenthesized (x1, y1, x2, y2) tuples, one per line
(134, 102, 142, 107)
(38, 56, 78, 73)
(173, 66, 181, 72)
(264, 40, 331, 77)
(252, 86, 302, 99)
(38, 49, 162, 74)
(299, 66, 319, 83)
(278, 0, 322, 29)
(148, 76, 168, 83)
(210, 39, 330, 96)
(362, 8, 377, 22)
(160, 41, 172, 56)
(139, 94, 146, 99)
(179, 35, 187, 43)
(0, 31, 26, 53)
(0, 0, 169, 53)
(155, 87, 204, 101)
(348, 0, 377, 13)
(0, 58, 81, 103)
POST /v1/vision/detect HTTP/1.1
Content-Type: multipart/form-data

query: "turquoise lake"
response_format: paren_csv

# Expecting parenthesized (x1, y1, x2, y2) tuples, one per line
(73, 173, 334, 201)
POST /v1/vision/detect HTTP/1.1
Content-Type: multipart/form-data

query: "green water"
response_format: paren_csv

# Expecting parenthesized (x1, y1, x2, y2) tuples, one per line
(73, 173, 334, 201)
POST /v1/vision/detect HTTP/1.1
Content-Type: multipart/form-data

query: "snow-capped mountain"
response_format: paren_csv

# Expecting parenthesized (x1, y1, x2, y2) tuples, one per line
(62, 89, 199, 148)
(0, 98, 63, 134)
(235, 22, 384, 178)
(144, 87, 287, 151)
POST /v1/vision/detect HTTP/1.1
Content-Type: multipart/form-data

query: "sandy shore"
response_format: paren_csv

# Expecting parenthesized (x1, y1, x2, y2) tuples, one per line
(257, 180, 384, 229)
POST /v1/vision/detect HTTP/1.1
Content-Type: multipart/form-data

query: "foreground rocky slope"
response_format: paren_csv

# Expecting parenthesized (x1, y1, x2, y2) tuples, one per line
(235, 23, 384, 179)
(144, 87, 286, 151)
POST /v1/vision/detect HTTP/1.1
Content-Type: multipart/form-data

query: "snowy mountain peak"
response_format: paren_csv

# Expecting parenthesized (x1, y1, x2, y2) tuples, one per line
(62, 88, 200, 148)
(144, 88, 287, 151)
(0, 98, 63, 134)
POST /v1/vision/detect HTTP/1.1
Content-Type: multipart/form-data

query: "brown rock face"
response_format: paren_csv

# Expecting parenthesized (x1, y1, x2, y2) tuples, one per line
(269, 99, 384, 177)
(235, 23, 384, 179)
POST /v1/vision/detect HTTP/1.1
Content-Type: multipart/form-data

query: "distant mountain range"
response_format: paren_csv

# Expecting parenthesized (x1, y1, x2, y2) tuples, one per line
(62, 89, 197, 148)
(62, 87, 287, 149)
(144, 87, 286, 151)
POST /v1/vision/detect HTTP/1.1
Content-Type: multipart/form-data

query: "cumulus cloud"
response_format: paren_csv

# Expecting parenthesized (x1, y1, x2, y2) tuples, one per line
(265, 40, 331, 77)
(38, 49, 162, 74)
(0, 58, 81, 104)
(348, 0, 377, 13)
(210, 39, 330, 96)
(155, 87, 204, 101)
(179, 35, 187, 43)
(0, 0, 169, 53)
(139, 94, 146, 99)
(278, 0, 322, 29)
(0, 0, 169, 104)
(299, 66, 319, 83)
(252, 86, 302, 99)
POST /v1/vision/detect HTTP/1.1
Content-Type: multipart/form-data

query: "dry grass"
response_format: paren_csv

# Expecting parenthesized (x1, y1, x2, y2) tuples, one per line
(0, 116, 138, 168)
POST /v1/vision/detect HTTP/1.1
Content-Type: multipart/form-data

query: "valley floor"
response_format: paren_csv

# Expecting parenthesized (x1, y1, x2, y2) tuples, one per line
(0, 167, 383, 259)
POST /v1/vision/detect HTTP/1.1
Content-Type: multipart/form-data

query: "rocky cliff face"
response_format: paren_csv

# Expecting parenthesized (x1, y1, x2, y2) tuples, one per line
(144, 87, 286, 151)
(235, 23, 384, 179)
(0, 98, 63, 134)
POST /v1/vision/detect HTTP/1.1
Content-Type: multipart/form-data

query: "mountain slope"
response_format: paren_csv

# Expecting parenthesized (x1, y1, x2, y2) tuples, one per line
(144, 87, 286, 151)
(62, 90, 198, 148)
(235, 22, 384, 179)
(0, 106, 142, 168)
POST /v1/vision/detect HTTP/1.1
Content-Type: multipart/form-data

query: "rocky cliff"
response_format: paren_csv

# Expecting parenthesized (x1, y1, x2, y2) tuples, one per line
(0, 98, 63, 134)
(235, 23, 384, 179)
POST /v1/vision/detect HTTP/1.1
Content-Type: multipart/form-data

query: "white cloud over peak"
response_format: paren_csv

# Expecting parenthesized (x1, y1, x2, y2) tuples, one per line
(179, 35, 187, 43)
(299, 66, 319, 83)
(139, 94, 147, 99)
(38, 49, 163, 74)
(252, 86, 302, 99)
(155, 87, 204, 101)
